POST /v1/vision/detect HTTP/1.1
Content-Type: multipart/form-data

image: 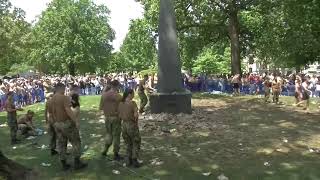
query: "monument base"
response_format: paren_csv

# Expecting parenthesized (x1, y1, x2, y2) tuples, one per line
(149, 92, 192, 114)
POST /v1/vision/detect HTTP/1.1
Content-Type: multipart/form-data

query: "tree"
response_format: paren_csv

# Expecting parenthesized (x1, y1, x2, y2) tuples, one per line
(140, 0, 261, 75)
(29, 0, 115, 75)
(245, 0, 320, 69)
(193, 46, 231, 74)
(117, 19, 157, 72)
(0, 0, 31, 75)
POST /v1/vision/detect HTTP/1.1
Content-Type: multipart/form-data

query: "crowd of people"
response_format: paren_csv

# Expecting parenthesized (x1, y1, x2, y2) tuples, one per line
(185, 73, 320, 98)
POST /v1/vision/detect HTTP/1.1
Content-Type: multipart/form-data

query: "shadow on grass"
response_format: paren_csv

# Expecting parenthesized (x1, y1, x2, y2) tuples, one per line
(1, 95, 320, 179)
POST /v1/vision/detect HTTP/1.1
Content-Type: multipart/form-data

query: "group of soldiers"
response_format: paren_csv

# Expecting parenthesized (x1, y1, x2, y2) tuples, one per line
(5, 74, 153, 171)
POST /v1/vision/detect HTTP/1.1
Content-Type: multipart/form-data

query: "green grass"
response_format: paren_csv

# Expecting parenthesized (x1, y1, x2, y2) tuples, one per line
(1, 94, 320, 180)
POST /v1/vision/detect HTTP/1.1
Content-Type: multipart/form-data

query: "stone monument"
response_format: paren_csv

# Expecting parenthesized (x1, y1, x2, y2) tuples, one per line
(149, 0, 192, 114)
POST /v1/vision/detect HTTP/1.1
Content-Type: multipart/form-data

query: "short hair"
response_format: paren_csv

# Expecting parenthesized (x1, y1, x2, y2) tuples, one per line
(55, 82, 65, 91)
(27, 110, 35, 115)
(110, 80, 120, 88)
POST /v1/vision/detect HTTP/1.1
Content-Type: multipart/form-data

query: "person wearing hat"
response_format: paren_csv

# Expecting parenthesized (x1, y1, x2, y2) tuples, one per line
(5, 91, 23, 145)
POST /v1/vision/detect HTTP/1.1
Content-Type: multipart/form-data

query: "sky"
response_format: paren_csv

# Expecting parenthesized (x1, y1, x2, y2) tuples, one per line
(9, 0, 144, 51)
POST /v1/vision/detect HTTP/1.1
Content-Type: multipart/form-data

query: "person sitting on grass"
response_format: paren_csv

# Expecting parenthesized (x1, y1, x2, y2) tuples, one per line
(17, 110, 36, 137)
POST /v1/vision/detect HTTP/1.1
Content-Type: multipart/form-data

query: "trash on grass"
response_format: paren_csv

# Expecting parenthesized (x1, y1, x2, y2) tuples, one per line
(112, 170, 120, 175)
(0, 123, 8, 127)
(217, 174, 229, 180)
(26, 136, 36, 140)
(12, 146, 17, 149)
(41, 163, 51, 167)
(202, 172, 211, 176)
(264, 162, 271, 166)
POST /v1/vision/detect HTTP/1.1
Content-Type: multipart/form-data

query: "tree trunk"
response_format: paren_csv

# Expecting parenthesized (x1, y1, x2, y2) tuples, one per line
(228, 9, 241, 75)
(0, 151, 37, 180)
(68, 62, 75, 76)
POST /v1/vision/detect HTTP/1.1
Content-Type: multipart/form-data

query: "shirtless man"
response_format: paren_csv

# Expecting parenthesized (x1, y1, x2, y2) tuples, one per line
(51, 83, 87, 171)
(100, 80, 122, 160)
(272, 76, 281, 104)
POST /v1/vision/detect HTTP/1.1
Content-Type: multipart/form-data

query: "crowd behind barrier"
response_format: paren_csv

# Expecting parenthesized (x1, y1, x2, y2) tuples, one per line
(1, 73, 320, 112)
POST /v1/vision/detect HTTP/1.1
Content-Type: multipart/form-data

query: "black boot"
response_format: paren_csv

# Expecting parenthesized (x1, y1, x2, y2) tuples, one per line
(127, 157, 133, 166)
(11, 139, 20, 145)
(51, 149, 58, 156)
(61, 160, 71, 171)
(132, 158, 141, 168)
(101, 150, 107, 157)
(113, 153, 122, 161)
(74, 157, 88, 170)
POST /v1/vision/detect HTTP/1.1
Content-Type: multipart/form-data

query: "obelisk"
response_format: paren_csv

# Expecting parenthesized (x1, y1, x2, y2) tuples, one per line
(149, 0, 192, 114)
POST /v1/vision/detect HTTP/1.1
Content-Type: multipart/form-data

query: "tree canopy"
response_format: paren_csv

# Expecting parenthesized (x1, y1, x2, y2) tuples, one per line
(0, 0, 31, 75)
(29, 0, 115, 75)
(0, 0, 319, 76)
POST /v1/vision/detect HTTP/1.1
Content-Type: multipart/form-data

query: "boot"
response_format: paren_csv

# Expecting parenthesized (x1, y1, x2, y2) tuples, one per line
(11, 139, 20, 145)
(51, 149, 58, 156)
(101, 150, 107, 157)
(113, 153, 123, 161)
(132, 158, 141, 168)
(61, 160, 71, 171)
(127, 157, 133, 166)
(74, 157, 88, 170)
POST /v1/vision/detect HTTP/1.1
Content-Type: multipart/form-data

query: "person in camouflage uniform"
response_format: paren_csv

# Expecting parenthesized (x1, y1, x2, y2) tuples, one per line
(51, 83, 87, 171)
(138, 75, 152, 113)
(118, 89, 141, 168)
(5, 92, 23, 145)
(100, 80, 122, 160)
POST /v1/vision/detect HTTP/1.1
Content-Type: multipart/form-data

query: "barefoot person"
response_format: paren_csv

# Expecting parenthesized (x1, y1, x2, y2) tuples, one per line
(17, 110, 36, 137)
(100, 80, 122, 160)
(5, 92, 23, 145)
(118, 89, 141, 168)
(51, 83, 87, 171)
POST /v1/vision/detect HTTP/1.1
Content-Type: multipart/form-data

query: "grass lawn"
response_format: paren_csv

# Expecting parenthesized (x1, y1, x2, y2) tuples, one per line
(1, 94, 320, 180)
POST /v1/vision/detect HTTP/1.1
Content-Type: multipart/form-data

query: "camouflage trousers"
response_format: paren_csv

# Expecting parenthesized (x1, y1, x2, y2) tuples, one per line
(54, 121, 81, 160)
(48, 123, 57, 150)
(7, 113, 17, 141)
(104, 116, 121, 154)
(18, 124, 36, 136)
(273, 90, 280, 103)
(122, 121, 141, 159)
(138, 91, 148, 113)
